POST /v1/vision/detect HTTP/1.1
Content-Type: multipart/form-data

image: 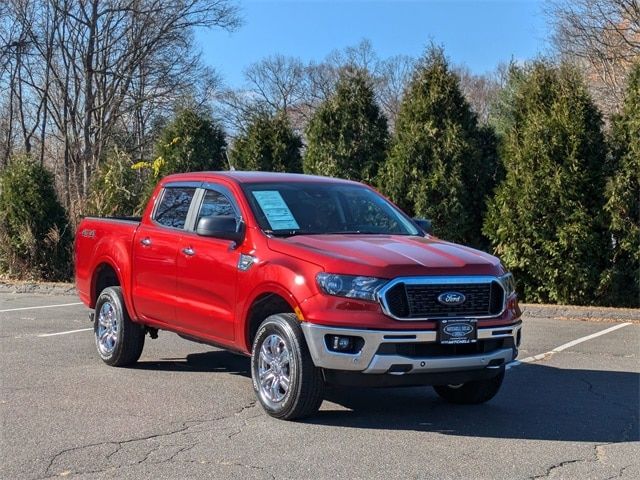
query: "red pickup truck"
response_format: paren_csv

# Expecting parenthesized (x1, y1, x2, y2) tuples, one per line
(75, 171, 522, 420)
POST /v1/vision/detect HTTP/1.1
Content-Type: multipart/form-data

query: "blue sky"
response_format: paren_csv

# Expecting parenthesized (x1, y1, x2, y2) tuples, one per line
(196, 0, 550, 88)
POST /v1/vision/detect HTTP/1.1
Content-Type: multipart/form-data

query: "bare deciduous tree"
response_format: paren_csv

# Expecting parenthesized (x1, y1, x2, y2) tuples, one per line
(244, 54, 306, 113)
(1, 0, 239, 211)
(455, 65, 504, 125)
(220, 40, 416, 137)
(548, 0, 640, 116)
(376, 55, 414, 130)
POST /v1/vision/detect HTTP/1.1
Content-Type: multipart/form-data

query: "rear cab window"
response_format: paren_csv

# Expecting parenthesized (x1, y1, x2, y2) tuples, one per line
(153, 187, 197, 229)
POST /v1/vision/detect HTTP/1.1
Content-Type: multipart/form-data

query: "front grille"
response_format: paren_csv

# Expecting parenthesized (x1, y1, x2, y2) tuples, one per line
(385, 283, 409, 317)
(382, 279, 505, 319)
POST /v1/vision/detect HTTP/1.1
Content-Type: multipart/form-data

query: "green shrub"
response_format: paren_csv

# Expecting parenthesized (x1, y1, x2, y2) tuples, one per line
(0, 157, 72, 280)
(86, 148, 140, 217)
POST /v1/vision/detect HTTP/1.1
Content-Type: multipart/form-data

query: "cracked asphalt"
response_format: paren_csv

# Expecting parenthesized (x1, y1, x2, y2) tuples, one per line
(1, 293, 638, 480)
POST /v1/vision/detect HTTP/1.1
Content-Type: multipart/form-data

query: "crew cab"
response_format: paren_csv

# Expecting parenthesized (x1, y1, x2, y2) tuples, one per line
(75, 171, 522, 420)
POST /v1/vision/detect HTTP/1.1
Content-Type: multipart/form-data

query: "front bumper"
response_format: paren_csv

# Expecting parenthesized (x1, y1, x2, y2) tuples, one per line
(301, 321, 521, 374)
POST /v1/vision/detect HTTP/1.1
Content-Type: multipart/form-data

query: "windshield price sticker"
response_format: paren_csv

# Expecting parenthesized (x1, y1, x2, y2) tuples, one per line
(252, 191, 300, 231)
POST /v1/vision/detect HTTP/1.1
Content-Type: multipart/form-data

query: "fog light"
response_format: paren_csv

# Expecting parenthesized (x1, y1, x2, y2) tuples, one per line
(332, 335, 353, 351)
(325, 334, 364, 354)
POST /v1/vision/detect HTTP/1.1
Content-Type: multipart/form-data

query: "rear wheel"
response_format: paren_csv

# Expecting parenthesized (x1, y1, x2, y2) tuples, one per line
(251, 313, 324, 420)
(94, 286, 145, 367)
(433, 369, 505, 404)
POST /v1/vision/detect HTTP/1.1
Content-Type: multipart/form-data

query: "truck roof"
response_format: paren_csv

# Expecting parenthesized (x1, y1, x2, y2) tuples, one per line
(161, 171, 361, 185)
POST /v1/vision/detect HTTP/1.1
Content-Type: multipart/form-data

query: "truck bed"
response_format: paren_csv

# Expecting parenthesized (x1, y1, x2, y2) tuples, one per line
(75, 216, 142, 308)
(83, 215, 142, 223)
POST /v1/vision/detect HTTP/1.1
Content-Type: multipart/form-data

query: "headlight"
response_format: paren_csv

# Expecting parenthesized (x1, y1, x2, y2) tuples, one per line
(498, 272, 516, 297)
(316, 273, 388, 301)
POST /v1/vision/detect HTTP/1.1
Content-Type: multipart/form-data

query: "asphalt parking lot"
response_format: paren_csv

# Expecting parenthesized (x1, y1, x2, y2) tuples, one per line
(1, 293, 638, 480)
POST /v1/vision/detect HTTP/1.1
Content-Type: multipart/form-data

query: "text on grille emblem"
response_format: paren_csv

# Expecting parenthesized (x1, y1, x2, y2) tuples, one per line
(437, 292, 466, 306)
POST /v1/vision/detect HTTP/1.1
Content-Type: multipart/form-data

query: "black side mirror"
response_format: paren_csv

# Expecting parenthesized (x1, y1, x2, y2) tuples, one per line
(413, 218, 432, 235)
(196, 216, 245, 244)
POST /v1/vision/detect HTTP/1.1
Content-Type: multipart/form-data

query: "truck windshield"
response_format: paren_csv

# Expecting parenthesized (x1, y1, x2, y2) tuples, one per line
(242, 182, 420, 236)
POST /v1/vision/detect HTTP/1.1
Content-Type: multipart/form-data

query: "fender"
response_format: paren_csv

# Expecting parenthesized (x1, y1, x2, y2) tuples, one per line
(90, 246, 138, 321)
(237, 260, 320, 352)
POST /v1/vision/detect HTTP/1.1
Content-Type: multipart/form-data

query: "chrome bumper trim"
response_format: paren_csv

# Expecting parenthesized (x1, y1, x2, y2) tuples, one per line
(301, 322, 521, 373)
(362, 348, 514, 374)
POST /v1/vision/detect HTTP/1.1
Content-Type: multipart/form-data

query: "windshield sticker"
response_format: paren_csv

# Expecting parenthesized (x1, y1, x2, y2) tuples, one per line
(252, 191, 300, 230)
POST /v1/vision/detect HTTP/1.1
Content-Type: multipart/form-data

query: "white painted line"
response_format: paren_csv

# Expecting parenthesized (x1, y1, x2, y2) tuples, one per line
(37, 328, 93, 337)
(0, 302, 83, 313)
(508, 322, 632, 369)
(549, 322, 632, 352)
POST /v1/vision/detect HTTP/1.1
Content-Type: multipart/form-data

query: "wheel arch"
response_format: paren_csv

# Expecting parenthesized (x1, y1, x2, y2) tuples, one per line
(90, 259, 136, 319)
(243, 290, 301, 353)
(92, 262, 120, 304)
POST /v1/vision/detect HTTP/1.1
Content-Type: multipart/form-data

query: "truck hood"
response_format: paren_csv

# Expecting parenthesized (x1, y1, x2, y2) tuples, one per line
(267, 234, 504, 278)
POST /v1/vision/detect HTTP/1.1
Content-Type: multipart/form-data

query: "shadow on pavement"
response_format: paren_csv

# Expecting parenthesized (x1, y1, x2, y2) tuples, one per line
(134, 350, 251, 378)
(316, 363, 639, 443)
(134, 351, 638, 443)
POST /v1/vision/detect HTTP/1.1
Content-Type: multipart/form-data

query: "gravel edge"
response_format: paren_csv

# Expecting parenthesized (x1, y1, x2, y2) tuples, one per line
(1, 281, 637, 322)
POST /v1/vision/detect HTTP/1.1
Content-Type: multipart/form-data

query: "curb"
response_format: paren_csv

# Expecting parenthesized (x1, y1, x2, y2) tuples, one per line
(0, 281, 76, 296)
(521, 303, 639, 323)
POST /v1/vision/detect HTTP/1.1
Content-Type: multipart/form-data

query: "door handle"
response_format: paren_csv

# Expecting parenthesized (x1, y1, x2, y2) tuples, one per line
(140, 237, 152, 246)
(182, 246, 195, 256)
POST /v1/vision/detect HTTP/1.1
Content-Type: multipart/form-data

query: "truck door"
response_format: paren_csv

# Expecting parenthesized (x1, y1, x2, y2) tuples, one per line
(132, 184, 199, 325)
(174, 185, 241, 341)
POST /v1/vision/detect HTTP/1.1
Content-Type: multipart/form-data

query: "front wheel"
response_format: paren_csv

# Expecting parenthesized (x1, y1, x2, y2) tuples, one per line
(251, 313, 324, 420)
(433, 369, 505, 404)
(94, 286, 145, 367)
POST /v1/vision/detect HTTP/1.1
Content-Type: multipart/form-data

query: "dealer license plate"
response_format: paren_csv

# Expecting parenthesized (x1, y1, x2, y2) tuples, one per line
(439, 319, 477, 344)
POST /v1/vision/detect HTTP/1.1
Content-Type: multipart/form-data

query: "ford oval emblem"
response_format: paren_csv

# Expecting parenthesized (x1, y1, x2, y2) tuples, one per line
(443, 323, 474, 337)
(437, 292, 466, 306)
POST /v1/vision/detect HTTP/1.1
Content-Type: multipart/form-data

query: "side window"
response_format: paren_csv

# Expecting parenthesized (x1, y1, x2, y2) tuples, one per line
(197, 190, 235, 224)
(154, 187, 196, 229)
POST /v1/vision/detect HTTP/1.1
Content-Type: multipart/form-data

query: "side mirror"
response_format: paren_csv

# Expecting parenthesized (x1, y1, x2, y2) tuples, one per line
(413, 218, 432, 235)
(196, 216, 245, 244)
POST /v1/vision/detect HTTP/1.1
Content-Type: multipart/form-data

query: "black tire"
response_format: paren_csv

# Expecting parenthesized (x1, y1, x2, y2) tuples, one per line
(433, 369, 505, 404)
(94, 286, 145, 367)
(251, 313, 324, 420)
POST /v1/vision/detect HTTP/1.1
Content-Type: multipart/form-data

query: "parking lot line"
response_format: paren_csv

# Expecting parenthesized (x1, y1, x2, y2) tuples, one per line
(508, 322, 632, 368)
(0, 302, 83, 313)
(37, 327, 93, 337)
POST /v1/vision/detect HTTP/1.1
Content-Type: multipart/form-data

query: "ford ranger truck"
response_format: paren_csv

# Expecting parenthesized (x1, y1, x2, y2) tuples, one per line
(75, 171, 522, 420)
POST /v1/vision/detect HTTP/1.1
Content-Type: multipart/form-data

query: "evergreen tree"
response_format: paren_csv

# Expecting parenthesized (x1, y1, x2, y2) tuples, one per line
(378, 46, 499, 247)
(304, 69, 389, 184)
(603, 64, 640, 307)
(135, 107, 227, 208)
(230, 111, 302, 172)
(484, 61, 610, 305)
(0, 157, 71, 280)
(154, 107, 227, 175)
